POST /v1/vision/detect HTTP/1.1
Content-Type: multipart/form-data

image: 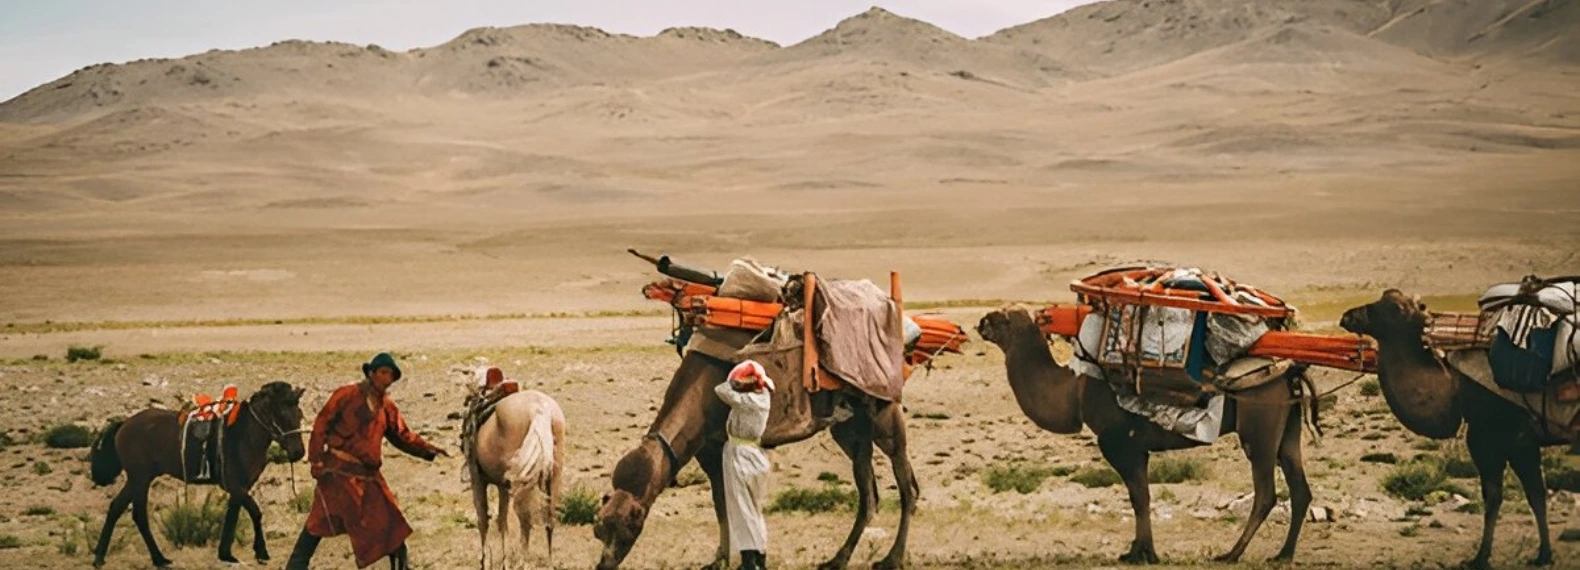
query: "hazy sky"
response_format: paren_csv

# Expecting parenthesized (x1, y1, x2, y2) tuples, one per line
(0, 0, 1099, 101)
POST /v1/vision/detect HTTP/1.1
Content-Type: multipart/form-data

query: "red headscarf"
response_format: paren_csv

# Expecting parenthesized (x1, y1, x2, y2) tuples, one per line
(728, 360, 774, 392)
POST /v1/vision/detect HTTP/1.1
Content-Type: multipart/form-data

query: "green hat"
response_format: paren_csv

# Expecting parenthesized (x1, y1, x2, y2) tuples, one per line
(362, 352, 402, 381)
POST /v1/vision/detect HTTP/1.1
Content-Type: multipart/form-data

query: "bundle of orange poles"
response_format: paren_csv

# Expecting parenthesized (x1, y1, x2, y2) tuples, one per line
(1037, 304, 1378, 373)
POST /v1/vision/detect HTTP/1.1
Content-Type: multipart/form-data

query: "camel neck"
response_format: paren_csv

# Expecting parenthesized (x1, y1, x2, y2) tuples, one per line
(998, 322, 1084, 434)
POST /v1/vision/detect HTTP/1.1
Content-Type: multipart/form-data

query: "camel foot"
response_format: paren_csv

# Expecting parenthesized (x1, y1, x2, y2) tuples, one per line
(1459, 557, 1492, 570)
(1528, 551, 1554, 567)
(1119, 543, 1159, 565)
(92, 558, 106, 568)
(1212, 552, 1242, 564)
(873, 555, 904, 570)
(152, 557, 174, 568)
(818, 556, 852, 570)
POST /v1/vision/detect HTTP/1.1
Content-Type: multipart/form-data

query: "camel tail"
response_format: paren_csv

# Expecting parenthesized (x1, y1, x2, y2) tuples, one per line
(506, 412, 555, 529)
(90, 419, 124, 486)
(1302, 372, 1323, 439)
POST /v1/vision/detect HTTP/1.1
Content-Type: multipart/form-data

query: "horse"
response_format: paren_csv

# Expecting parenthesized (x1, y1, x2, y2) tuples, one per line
(464, 376, 567, 570)
(89, 381, 307, 568)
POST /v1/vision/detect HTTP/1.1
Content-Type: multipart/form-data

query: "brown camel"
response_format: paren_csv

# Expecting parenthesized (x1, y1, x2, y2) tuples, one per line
(976, 307, 1313, 563)
(593, 328, 918, 570)
(1341, 289, 1563, 568)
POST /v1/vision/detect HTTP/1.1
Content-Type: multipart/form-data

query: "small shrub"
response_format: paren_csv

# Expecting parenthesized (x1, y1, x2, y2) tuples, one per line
(1456, 502, 1483, 514)
(32, 461, 51, 475)
(816, 472, 842, 484)
(1359, 379, 1381, 397)
(266, 443, 292, 465)
(0, 535, 20, 549)
(1157, 488, 1178, 503)
(0, 433, 13, 450)
(43, 425, 94, 449)
(984, 462, 1058, 494)
(912, 411, 950, 421)
(673, 464, 707, 488)
(1361, 453, 1399, 465)
(1149, 457, 1209, 484)
(24, 506, 54, 516)
(1405, 505, 1433, 517)
(1443, 455, 1478, 479)
(1070, 467, 1122, 488)
(290, 489, 314, 514)
(558, 486, 598, 525)
(1399, 525, 1421, 537)
(158, 493, 226, 547)
(65, 346, 102, 362)
(1545, 458, 1580, 493)
(766, 484, 855, 514)
(1382, 462, 1459, 501)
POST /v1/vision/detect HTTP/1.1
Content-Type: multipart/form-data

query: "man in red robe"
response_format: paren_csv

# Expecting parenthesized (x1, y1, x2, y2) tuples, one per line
(285, 352, 449, 570)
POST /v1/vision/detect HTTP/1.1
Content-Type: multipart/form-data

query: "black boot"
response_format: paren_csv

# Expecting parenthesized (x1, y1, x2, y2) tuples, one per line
(756, 550, 769, 570)
(283, 529, 319, 570)
(736, 550, 765, 570)
(388, 543, 409, 570)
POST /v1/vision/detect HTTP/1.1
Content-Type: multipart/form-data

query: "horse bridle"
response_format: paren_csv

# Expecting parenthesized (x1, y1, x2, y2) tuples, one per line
(248, 398, 308, 445)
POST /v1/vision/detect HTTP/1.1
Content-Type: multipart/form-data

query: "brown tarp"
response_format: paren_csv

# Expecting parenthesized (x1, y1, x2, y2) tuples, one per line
(809, 278, 906, 402)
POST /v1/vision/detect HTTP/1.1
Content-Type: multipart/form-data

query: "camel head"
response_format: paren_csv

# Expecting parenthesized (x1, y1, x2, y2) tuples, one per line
(594, 488, 646, 569)
(975, 306, 1038, 348)
(1340, 289, 1428, 342)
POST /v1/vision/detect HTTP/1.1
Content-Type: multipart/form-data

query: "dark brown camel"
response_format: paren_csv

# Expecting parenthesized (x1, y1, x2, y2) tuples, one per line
(976, 307, 1313, 563)
(594, 329, 918, 570)
(89, 381, 308, 568)
(1341, 290, 1563, 568)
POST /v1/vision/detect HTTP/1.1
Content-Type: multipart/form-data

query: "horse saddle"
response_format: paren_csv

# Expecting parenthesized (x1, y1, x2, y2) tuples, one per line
(180, 385, 240, 482)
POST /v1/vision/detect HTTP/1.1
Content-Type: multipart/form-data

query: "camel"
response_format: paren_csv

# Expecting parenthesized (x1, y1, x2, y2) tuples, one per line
(1341, 289, 1565, 568)
(593, 326, 919, 570)
(975, 307, 1313, 563)
(465, 387, 567, 570)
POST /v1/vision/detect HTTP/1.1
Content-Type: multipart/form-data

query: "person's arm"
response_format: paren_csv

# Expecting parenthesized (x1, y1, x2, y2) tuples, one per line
(308, 386, 351, 476)
(384, 399, 443, 460)
(714, 381, 752, 409)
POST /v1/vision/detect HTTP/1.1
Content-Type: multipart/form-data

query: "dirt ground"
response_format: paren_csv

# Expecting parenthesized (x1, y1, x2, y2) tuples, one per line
(0, 309, 1577, 569)
(3, 1, 1580, 568)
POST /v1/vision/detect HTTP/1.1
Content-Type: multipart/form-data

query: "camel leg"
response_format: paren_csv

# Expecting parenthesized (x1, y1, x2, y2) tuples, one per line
(239, 494, 270, 562)
(92, 483, 137, 567)
(217, 495, 244, 563)
(1216, 403, 1289, 563)
(696, 440, 731, 570)
(471, 475, 490, 570)
(1271, 403, 1311, 562)
(822, 414, 878, 570)
(1508, 441, 1553, 567)
(871, 402, 917, 570)
(1099, 428, 1158, 564)
(129, 479, 172, 567)
(1466, 421, 1509, 570)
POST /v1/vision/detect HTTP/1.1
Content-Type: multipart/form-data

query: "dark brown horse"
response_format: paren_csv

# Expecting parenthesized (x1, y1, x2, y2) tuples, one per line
(89, 381, 307, 568)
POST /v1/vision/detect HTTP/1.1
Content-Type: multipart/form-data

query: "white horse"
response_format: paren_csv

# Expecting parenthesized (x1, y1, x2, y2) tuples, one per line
(465, 368, 566, 570)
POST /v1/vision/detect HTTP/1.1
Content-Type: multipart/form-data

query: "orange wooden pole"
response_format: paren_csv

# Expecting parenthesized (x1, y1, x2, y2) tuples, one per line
(802, 273, 819, 392)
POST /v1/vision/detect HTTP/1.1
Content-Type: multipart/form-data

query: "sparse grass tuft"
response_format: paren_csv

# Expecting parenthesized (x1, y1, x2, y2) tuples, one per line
(1382, 460, 1468, 501)
(32, 461, 51, 475)
(1413, 440, 1442, 451)
(1359, 379, 1381, 397)
(42, 425, 94, 449)
(1443, 454, 1478, 479)
(1149, 457, 1209, 484)
(158, 493, 227, 547)
(558, 486, 598, 525)
(1361, 453, 1399, 465)
(266, 443, 293, 464)
(24, 506, 54, 516)
(983, 462, 1060, 494)
(291, 489, 314, 514)
(767, 483, 856, 514)
(65, 345, 102, 362)
(816, 472, 842, 484)
(1070, 467, 1122, 488)
(1399, 525, 1421, 537)
(0, 535, 20, 549)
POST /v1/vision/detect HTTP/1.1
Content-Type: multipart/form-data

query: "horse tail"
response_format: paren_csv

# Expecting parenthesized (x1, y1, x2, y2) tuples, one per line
(506, 412, 555, 529)
(90, 419, 125, 486)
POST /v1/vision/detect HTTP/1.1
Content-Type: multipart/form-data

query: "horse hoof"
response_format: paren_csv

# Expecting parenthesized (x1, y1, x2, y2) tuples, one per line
(1268, 554, 1295, 564)
(92, 559, 106, 568)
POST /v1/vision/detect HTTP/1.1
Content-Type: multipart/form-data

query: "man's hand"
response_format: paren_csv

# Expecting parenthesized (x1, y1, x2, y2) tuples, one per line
(310, 461, 326, 480)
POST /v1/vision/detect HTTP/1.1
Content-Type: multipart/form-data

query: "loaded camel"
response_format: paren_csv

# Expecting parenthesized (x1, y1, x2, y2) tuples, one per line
(1341, 290, 1563, 568)
(594, 327, 920, 570)
(976, 307, 1314, 563)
